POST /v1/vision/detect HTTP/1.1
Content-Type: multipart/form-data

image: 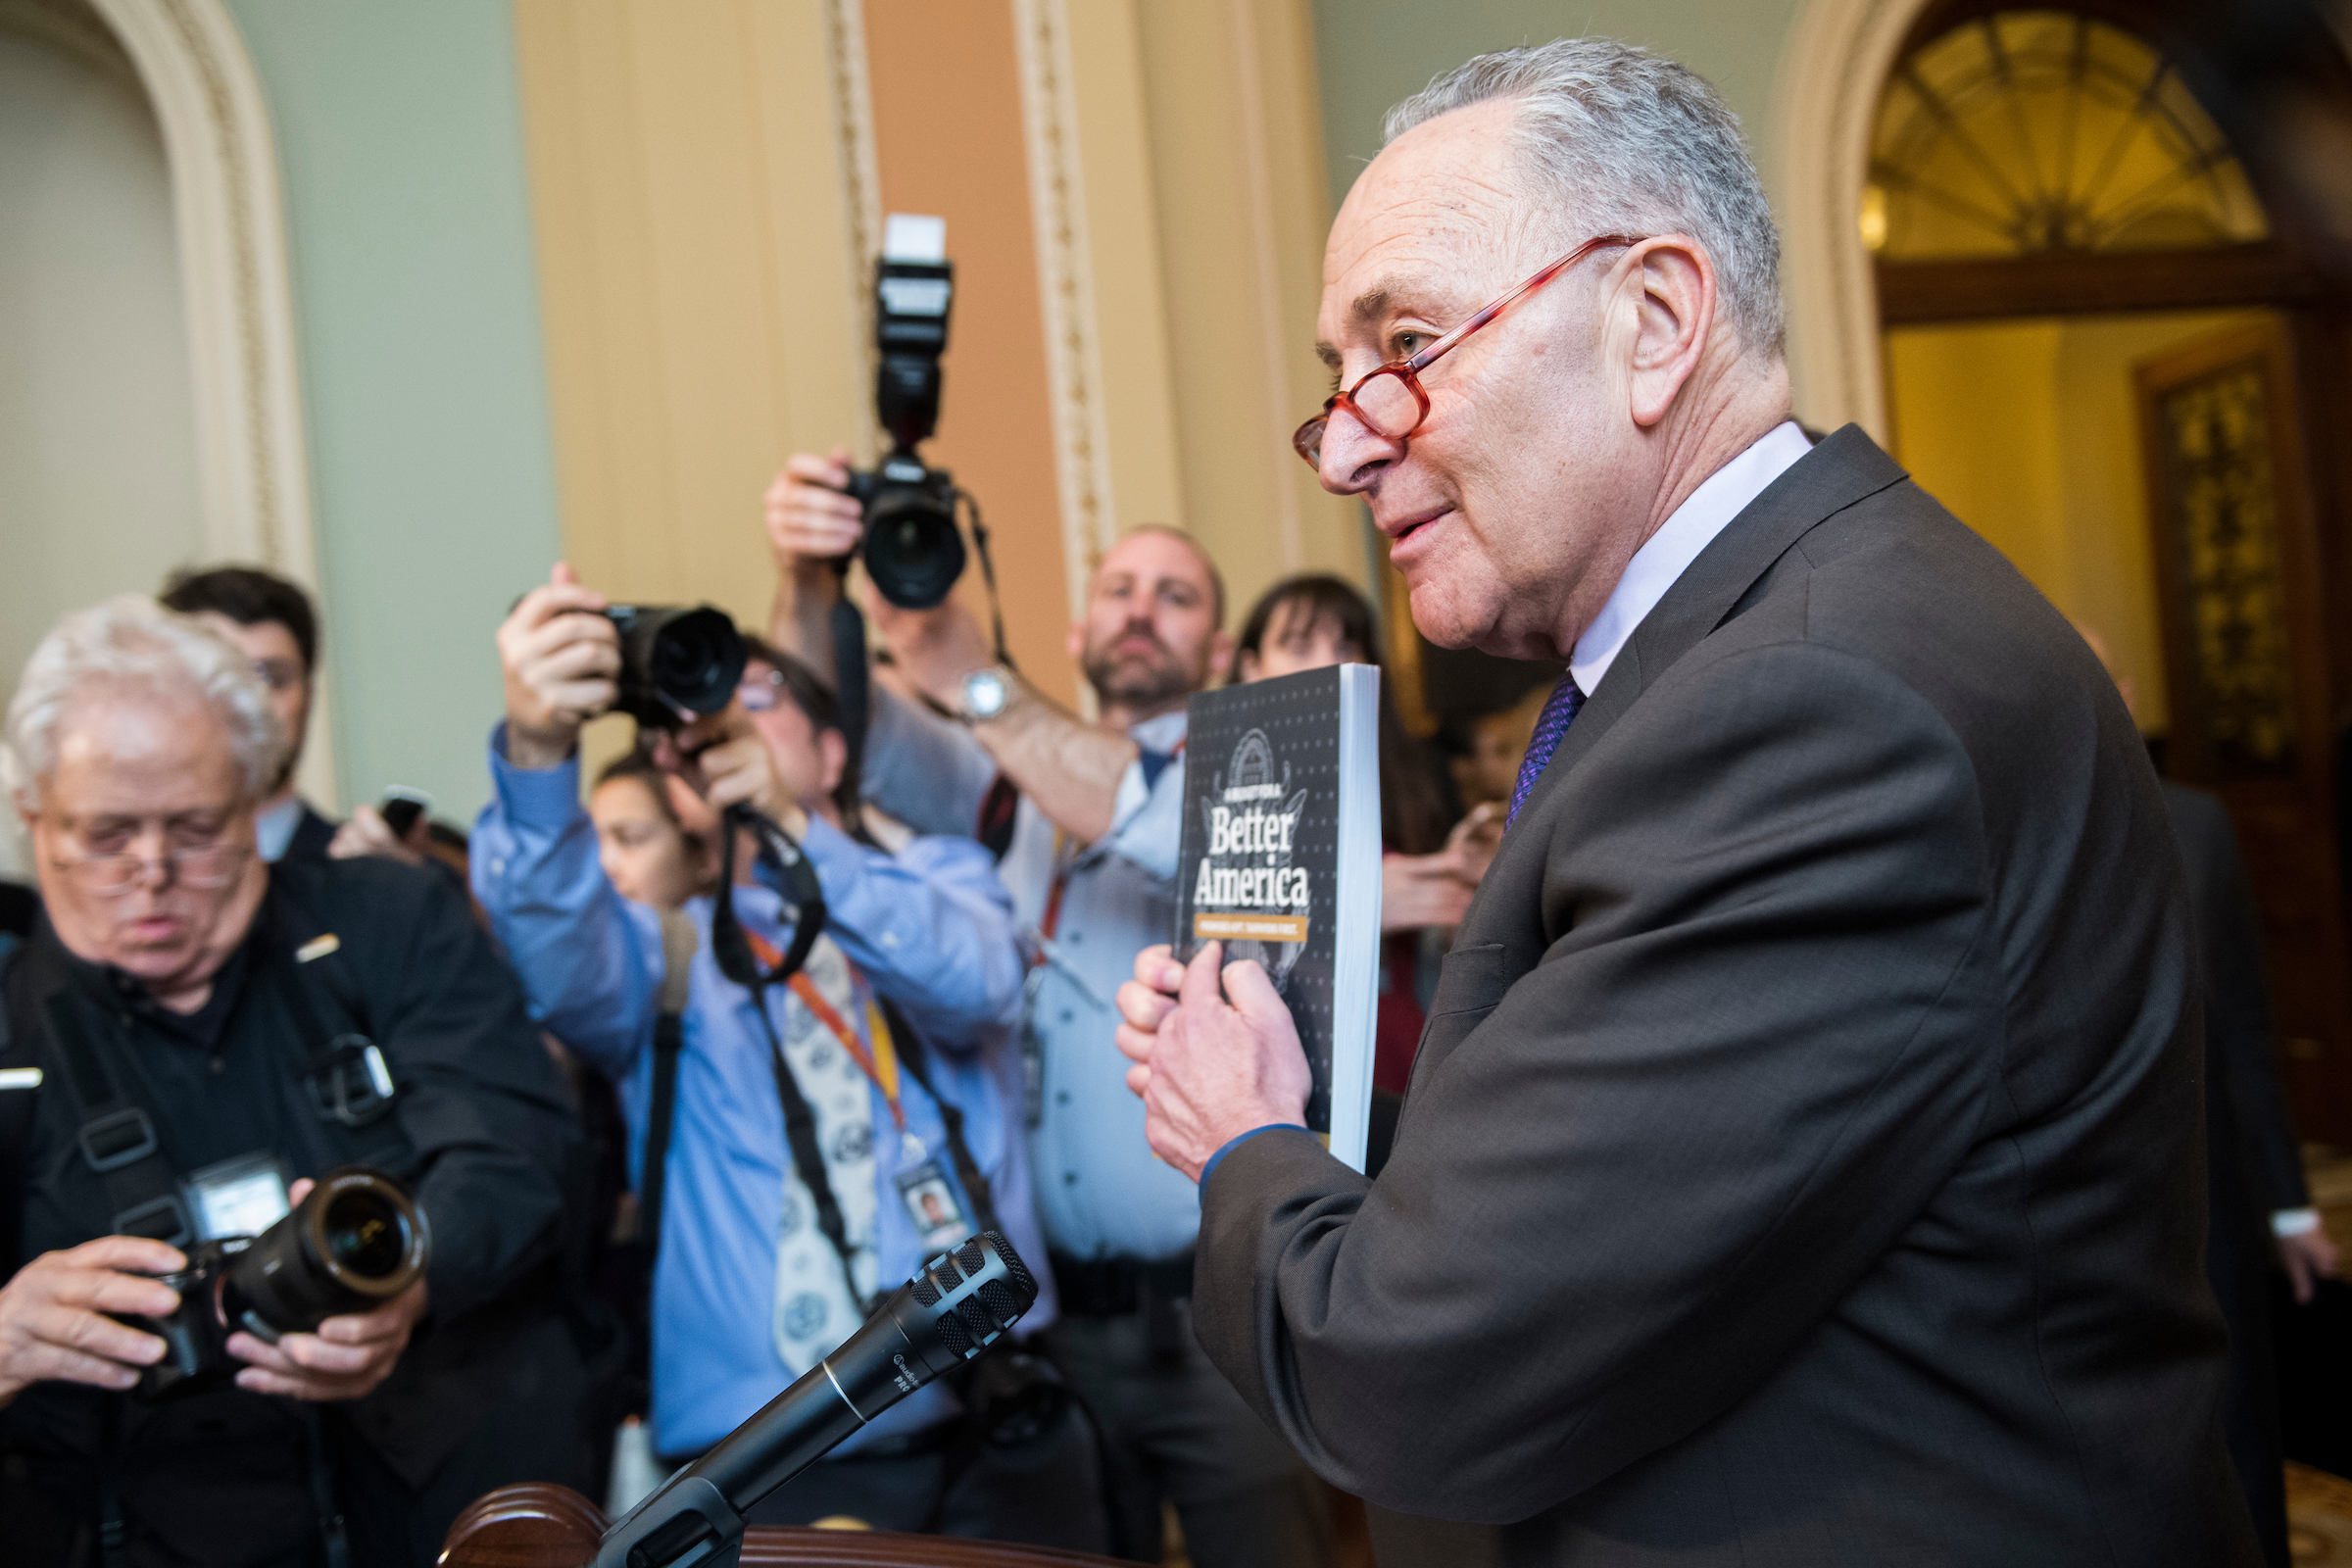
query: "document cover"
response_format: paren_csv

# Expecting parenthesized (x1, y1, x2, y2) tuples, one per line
(1173, 664, 1383, 1171)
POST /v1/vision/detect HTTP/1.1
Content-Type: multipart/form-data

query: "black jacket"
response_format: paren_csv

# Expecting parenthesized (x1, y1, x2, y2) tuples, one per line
(1, 855, 585, 1562)
(1194, 427, 2257, 1566)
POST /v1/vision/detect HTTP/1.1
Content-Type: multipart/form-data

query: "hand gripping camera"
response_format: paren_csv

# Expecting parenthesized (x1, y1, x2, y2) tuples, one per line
(134, 1169, 429, 1399)
(841, 214, 971, 612)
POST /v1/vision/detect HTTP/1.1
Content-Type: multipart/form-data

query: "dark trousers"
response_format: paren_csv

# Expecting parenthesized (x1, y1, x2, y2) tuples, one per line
(2209, 1209, 2290, 1568)
(1049, 1312, 1332, 1568)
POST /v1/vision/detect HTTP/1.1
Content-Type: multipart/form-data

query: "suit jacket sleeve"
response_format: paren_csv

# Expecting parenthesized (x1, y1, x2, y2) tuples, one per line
(1193, 640, 2012, 1524)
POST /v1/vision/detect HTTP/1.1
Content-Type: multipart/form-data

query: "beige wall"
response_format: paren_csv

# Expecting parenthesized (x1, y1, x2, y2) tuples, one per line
(1885, 308, 2274, 735)
(1128, 0, 1362, 612)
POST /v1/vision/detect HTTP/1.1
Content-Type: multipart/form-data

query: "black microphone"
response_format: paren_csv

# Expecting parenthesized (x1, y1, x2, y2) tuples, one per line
(595, 1230, 1040, 1568)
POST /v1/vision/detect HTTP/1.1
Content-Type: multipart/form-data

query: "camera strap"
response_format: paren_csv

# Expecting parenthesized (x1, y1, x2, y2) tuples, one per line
(42, 990, 195, 1250)
(960, 488, 1011, 669)
(709, 805, 825, 993)
(636, 909, 697, 1266)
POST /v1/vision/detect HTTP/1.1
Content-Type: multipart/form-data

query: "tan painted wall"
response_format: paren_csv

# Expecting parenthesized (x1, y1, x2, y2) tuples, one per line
(511, 0, 868, 632)
(1885, 308, 2273, 735)
(1128, 0, 1363, 617)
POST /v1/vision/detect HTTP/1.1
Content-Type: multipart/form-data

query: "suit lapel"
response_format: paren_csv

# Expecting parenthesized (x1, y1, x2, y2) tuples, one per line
(1510, 425, 1909, 828)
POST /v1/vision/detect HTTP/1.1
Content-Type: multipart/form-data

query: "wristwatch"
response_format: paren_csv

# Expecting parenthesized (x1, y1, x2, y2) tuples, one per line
(957, 666, 1016, 724)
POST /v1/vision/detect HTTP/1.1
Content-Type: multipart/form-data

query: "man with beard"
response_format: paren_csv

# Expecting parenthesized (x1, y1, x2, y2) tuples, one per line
(761, 466, 1332, 1568)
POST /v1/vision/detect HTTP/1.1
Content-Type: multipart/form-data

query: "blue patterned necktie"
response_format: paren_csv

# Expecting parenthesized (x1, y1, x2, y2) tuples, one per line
(1506, 672, 1587, 828)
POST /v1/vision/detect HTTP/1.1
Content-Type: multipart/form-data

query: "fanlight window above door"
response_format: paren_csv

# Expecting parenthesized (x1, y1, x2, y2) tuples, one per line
(1863, 11, 2269, 260)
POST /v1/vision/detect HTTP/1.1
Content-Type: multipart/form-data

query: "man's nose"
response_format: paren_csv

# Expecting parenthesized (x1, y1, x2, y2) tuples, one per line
(1316, 405, 1402, 494)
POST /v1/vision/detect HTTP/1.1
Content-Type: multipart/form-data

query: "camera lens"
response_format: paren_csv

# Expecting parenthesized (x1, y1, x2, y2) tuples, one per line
(862, 491, 966, 611)
(322, 1190, 407, 1280)
(222, 1170, 429, 1343)
(606, 605, 748, 727)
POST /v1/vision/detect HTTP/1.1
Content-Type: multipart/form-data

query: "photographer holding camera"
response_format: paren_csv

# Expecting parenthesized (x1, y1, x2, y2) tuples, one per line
(470, 567, 1096, 1545)
(0, 598, 593, 1567)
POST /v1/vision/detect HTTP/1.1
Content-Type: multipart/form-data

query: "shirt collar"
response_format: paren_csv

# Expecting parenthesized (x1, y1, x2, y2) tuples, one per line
(255, 794, 306, 862)
(1569, 420, 1813, 697)
(1129, 709, 1190, 753)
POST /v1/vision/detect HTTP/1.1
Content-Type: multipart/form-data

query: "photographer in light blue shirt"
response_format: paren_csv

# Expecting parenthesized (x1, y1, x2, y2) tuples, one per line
(471, 565, 1094, 1545)
(764, 465, 1336, 1568)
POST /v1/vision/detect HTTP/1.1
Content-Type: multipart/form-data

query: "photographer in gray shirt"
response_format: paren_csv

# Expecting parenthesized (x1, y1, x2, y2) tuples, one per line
(762, 454, 1332, 1568)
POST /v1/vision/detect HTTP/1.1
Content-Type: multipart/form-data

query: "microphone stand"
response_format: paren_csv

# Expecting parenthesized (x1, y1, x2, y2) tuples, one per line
(592, 1232, 1039, 1568)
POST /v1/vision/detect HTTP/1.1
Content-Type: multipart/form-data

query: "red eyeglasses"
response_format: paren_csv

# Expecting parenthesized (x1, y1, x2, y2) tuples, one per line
(1294, 233, 1646, 468)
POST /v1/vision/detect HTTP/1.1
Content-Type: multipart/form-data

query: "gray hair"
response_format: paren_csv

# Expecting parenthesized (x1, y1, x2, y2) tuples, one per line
(3, 594, 284, 806)
(1384, 38, 1786, 356)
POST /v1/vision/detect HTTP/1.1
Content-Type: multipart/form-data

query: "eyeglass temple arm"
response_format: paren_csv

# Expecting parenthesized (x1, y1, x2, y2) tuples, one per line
(1401, 234, 1645, 374)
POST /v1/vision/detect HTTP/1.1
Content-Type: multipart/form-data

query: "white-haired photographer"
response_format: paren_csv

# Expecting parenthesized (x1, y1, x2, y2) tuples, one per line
(0, 596, 594, 1567)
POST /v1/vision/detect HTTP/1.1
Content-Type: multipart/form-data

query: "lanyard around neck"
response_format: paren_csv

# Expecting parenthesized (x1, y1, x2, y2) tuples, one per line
(745, 930, 906, 1139)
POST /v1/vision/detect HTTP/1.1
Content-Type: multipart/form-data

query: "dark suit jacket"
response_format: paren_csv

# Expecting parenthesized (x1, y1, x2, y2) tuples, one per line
(1195, 427, 2256, 1566)
(282, 798, 341, 861)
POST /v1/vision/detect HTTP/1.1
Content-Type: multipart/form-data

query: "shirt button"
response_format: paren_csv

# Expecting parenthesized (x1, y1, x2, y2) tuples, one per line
(1055, 1091, 1070, 1105)
(1063, 1172, 1078, 1185)
(1059, 1009, 1073, 1024)
(209, 1057, 225, 1076)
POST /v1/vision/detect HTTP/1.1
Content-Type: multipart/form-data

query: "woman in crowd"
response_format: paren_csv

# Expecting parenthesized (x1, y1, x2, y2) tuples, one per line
(590, 748, 724, 911)
(1229, 575, 1498, 1120)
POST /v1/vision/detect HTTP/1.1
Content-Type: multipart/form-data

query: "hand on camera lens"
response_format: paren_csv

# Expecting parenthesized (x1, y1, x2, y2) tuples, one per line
(667, 708, 808, 840)
(0, 1237, 184, 1407)
(767, 448, 864, 576)
(229, 1276, 427, 1403)
(498, 563, 618, 770)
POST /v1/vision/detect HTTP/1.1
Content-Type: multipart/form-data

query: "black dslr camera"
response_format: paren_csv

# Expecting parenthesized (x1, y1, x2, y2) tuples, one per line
(133, 1169, 429, 1400)
(842, 215, 967, 611)
(603, 604, 747, 729)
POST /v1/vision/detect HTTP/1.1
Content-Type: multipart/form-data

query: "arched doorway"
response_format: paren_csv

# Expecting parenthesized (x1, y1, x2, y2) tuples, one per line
(1863, 2, 2352, 1141)
(0, 0, 332, 872)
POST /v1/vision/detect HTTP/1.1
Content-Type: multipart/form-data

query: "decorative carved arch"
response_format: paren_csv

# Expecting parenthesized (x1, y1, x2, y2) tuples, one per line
(1770, 0, 1935, 441)
(83, 0, 336, 803)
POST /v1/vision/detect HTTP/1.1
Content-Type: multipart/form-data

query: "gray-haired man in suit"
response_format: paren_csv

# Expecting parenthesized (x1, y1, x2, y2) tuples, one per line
(1113, 37, 2258, 1568)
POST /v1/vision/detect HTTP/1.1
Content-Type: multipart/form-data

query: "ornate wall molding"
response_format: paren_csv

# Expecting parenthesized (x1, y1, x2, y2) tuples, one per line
(823, 0, 883, 461)
(84, 0, 335, 803)
(1011, 0, 1119, 623)
(1770, 0, 1931, 440)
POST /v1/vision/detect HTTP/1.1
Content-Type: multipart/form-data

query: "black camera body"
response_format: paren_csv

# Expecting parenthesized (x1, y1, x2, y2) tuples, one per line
(133, 1169, 429, 1400)
(844, 453, 964, 612)
(604, 604, 747, 729)
(842, 234, 969, 611)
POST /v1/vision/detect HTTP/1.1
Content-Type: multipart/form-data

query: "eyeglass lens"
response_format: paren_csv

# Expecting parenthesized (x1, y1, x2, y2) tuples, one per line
(66, 844, 249, 895)
(1298, 368, 1425, 466)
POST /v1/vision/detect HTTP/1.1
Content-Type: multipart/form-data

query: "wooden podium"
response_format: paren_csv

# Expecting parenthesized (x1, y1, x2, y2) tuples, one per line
(437, 1484, 1128, 1568)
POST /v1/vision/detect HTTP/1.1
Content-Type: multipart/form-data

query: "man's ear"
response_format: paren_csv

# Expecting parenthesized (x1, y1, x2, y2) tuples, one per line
(817, 728, 849, 798)
(1623, 236, 1716, 429)
(1065, 620, 1085, 663)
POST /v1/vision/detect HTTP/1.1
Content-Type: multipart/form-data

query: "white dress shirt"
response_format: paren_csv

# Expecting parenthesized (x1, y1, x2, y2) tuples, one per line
(1569, 420, 1814, 697)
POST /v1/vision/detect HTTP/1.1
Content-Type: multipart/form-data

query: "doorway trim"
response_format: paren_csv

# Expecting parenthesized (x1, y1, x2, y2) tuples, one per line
(84, 0, 334, 803)
(1770, 0, 1934, 442)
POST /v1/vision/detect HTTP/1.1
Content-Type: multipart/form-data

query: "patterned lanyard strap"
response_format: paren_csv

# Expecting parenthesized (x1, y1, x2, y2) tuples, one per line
(745, 930, 907, 1142)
